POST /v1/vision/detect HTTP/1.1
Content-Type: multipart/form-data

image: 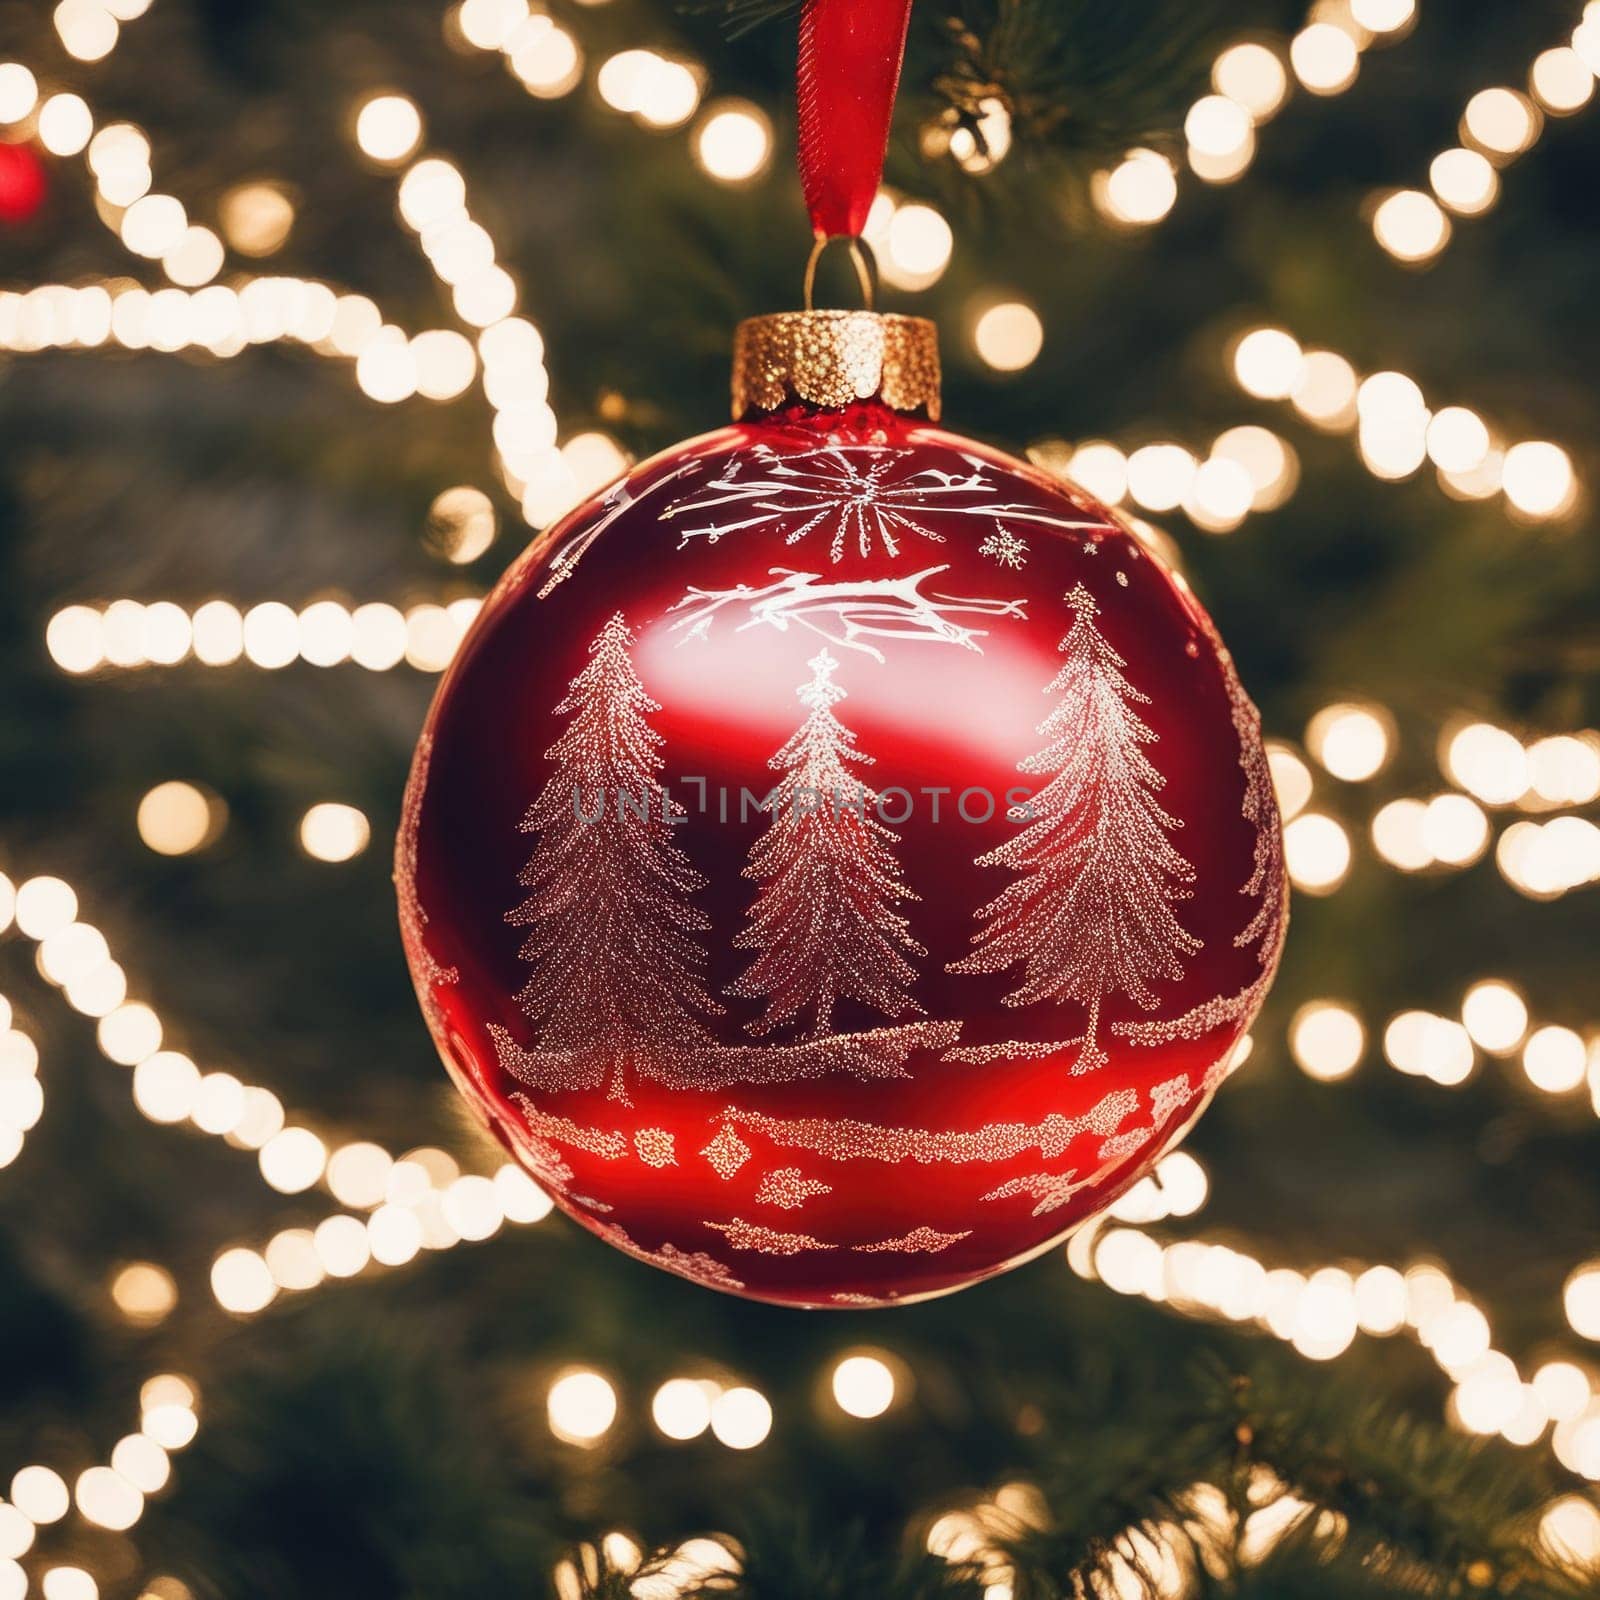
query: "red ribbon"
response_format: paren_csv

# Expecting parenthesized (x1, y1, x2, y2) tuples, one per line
(797, 0, 914, 239)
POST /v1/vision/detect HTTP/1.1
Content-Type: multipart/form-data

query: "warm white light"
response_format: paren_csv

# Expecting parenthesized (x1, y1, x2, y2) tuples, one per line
(710, 1386, 772, 1449)
(1530, 48, 1594, 115)
(508, 22, 581, 97)
(1283, 812, 1350, 893)
(1212, 424, 1297, 509)
(211, 1247, 276, 1314)
(637, 57, 703, 129)
(1353, 1266, 1408, 1334)
(351, 603, 408, 670)
(191, 600, 244, 665)
(1098, 149, 1178, 225)
(1067, 442, 1128, 506)
(1185, 95, 1252, 158)
(0, 63, 39, 125)
(1541, 1496, 1600, 1569)
(110, 1434, 169, 1495)
(1445, 722, 1528, 806)
(1523, 1026, 1588, 1094)
(1502, 441, 1575, 518)
(427, 485, 497, 563)
(163, 225, 225, 288)
(1428, 147, 1498, 217)
(368, 1203, 424, 1265)
(1533, 1363, 1592, 1424)
(651, 1378, 713, 1440)
(98, 1002, 162, 1065)
(131, 1051, 199, 1123)
(693, 102, 771, 183)
(548, 1370, 618, 1444)
(1463, 88, 1539, 156)
(242, 601, 300, 668)
(75, 1465, 143, 1530)
(458, 0, 527, 50)
(15, 876, 77, 940)
(355, 94, 424, 163)
(1369, 796, 1433, 870)
(411, 328, 478, 399)
(356, 330, 419, 404)
(1293, 349, 1359, 430)
(1213, 44, 1288, 120)
(1233, 328, 1303, 399)
(137, 781, 217, 855)
(41, 1567, 97, 1600)
(55, 0, 120, 59)
(259, 1126, 328, 1193)
(1350, 0, 1414, 32)
(1290, 25, 1360, 95)
(11, 1466, 69, 1525)
(314, 1214, 371, 1277)
(1460, 981, 1528, 1054)
(111, 1261, 177, 1324)
(219, 183, 294, 255)
(882, 203, 952, 289)
(1527, 735, 1600, 807)
(1290, 1002, 1365, 1081)
(1306, 703, 1391, 781)
(121, 194, 189, 259)
(1384, 1011, 1475, 1085)
(1421, 793, 1489, 866)
(299, 802, 370, 862)
(443, 1174, 503, 1240)
(37, 93, 94, 156)
(1565, 1265, 1600, 1341)
(832, 1354, 896, 1418)
(1123, 444, 1195, 514)
(1373, 189, 1450, 262)
(327, 1142, 394, 1209)
(1186, 457, 1254, 531)
(1291, 1268, 1358, 1360)
(495, 1163, 554, 1223)
(972, 301, 1043, 372)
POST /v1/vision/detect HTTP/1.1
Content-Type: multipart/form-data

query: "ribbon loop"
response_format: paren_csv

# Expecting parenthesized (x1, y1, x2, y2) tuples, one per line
(797, 0, 914, 242)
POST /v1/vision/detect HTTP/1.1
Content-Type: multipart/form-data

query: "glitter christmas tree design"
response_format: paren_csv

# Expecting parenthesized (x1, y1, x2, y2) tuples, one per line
(950, 585, 1200, 1070)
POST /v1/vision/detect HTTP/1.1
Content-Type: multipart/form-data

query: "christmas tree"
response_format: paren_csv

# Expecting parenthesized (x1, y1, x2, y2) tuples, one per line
(730, 647, 924, 1037)
(1, 0, 1599, 1595)
(952, 584, 1200, 1068)
(506, 611, 720, 1096)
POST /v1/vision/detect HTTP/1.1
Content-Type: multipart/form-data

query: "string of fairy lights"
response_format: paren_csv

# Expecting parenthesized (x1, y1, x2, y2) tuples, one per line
(2, 0, 1599, 1590)
(1369, 3, 1600, 265)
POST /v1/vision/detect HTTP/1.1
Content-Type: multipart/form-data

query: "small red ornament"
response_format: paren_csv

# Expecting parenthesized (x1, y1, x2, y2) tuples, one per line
(397, 310, 1287, 1307)
(0, 142, 47, 226)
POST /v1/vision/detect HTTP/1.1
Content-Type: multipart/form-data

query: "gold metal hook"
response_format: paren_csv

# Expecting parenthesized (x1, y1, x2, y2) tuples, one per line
(803, 234, 877, 312)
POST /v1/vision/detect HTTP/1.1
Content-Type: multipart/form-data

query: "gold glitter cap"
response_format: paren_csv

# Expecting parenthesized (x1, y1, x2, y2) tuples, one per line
(731, 310, 941, 421)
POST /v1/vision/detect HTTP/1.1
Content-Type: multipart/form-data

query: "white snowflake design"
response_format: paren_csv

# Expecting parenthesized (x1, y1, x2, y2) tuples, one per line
(979, 529, 1029, 569)
(662, 445, 1106, 563)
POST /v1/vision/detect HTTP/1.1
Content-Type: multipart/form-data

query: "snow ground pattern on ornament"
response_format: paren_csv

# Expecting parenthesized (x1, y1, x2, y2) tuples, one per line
(981, 1171, 1092, 1216)
(662, 445, 1106, 562)
(721, 1087, 1137, 1165)
(667, 566, 1026, 661)
(949, 584, 1200, 1072)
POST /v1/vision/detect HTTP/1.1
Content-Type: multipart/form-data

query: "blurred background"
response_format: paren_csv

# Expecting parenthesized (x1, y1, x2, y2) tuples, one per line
(1, 0, 1599, 1595)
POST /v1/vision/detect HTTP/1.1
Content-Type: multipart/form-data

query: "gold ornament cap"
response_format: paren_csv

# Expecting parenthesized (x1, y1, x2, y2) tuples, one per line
(732, 310, 941, 421)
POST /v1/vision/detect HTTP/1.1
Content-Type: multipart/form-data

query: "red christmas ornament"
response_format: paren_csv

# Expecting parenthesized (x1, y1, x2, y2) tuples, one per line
(398, 0, 1283, 1306)
(0, 142, 47, 226)
(397, 312, 1287, 1307)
